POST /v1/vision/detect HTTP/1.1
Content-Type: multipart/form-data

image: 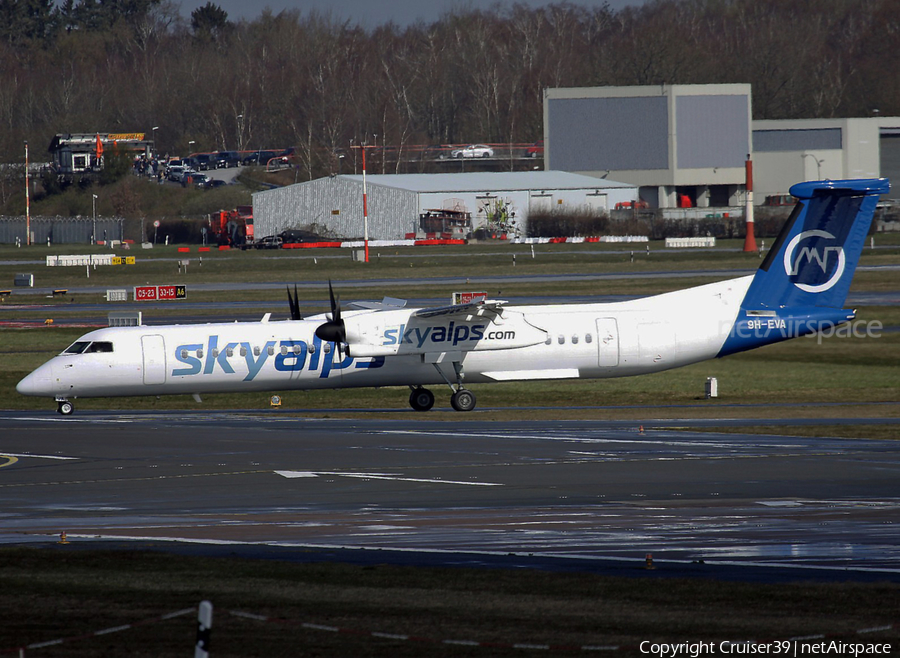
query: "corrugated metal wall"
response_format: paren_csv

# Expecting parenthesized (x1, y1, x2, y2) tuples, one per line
(253, 177, 418, 240)
(0, 217, 124, 244)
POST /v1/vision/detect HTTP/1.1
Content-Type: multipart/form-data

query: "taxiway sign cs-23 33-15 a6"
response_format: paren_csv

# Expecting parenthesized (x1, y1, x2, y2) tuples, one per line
(17, 178, 889, 415)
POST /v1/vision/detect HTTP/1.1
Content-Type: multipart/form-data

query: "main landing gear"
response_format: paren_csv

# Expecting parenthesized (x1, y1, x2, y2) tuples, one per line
(408, 387, 435, 411)
(407, 361, 477, 412)
(407, 385, 477, 412)
(56, 397, 74, 415)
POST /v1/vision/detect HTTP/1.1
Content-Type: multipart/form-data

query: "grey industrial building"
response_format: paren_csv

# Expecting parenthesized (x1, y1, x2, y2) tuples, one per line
(544, 84, 900, 208)
(252, 171, 637, 241)
(545, 84, 752, 209)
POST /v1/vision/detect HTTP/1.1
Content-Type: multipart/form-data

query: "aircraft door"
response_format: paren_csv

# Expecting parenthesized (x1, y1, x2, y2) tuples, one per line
(142, 335, 167, 385)
(595, 318, 619, 367)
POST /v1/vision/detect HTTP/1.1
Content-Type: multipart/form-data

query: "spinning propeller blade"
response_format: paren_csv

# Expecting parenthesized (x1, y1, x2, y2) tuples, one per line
(286, 284, 302, 320)
(315, 280, 347, 358)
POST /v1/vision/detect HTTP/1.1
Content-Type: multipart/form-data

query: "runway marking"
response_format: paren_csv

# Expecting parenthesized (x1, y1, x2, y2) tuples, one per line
(0, 455, 18, 469)
(37, 533, 900, 575)
(2, 416, 136, 424)
(0, 452, 78, 461)
(384, 430, 803, 450)
(275, 470, 502, 487)
(0, 469, 269, 489)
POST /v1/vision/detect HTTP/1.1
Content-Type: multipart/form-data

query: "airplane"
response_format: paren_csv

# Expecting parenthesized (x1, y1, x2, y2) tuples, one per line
(16, 177, 888, 415)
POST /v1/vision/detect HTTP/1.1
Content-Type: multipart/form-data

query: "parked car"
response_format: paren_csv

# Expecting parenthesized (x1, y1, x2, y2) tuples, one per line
(182, 172, 210, 188)
(193, 154, 214, 170)
(525, 141, 543, 158)
(166, 164, 186, 182)
(242, 150, 278, 166)
(450, 144, 494, 158)
(214, 151, 241, 168)
(254, 235, 283, 249)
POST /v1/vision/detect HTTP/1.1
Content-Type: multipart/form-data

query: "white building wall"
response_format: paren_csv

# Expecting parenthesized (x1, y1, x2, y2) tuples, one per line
(752, 118, 881, 202)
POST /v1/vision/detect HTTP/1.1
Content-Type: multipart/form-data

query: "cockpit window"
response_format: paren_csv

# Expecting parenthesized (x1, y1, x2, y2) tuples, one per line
(62, 341, 113, 355)
(86, 341, 114, 353)
(63, 341, 91, 354)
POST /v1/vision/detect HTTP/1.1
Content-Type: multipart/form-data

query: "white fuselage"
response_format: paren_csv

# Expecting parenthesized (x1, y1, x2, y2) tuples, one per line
(17, 276, 752, 400)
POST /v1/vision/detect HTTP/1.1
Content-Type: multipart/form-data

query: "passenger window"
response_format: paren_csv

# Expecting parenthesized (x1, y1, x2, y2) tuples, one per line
(308, 343, 316, 354)
(267, 346, 275, 356)
(212, 349, 219, 358)
(240, 347, 247, 357)
(181, 349, 188, 359)
(293, 345, 302, 355)
(253, 346, 260, 357)
(280, 346, 288, 356)
(585, 334, 593, 344)
(572, 335, 579, 344)
(323, 343, 332, 354)
(558, 335, 565, 344)
(197, 349, 203, 358)
(544, 336, 551, 345)
(226, 347, 234, 357)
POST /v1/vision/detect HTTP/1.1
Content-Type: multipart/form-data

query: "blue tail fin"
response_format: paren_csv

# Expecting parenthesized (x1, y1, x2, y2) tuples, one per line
(718, 178, 888, 357)
(741, 177, 889, 310)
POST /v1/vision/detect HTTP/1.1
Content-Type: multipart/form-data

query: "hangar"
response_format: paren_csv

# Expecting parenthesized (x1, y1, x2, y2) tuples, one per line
(544, 83, 900, 207)
(752, 117, 899, 200)
(544, 84, 752, 210)
(251, 171, 637, 241)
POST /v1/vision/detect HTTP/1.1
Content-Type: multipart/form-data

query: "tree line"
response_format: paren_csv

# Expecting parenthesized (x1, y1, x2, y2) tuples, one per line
(1, 0, 898, 183)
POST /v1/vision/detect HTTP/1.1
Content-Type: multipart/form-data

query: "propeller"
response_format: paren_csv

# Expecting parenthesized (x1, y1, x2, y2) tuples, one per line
(314, 280, 347, 358)
(286, 284, 302, 321)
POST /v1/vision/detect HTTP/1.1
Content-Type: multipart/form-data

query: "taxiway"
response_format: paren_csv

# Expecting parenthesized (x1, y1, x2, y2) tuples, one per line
(1, 411, 898, 581)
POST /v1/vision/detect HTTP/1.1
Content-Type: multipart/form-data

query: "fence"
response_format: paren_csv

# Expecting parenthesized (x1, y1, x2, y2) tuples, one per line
(0, 216, 124, 244)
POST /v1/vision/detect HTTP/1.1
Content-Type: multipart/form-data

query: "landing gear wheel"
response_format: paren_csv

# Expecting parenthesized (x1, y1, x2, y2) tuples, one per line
(450, 388, 476, 412)
(409, 387, 435, 412)
(57, 400, 74, 415)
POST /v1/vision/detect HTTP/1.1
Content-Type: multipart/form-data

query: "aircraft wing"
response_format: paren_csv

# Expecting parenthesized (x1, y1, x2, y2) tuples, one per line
(341, 300, 545, 358)
(413, 300, 506, 321)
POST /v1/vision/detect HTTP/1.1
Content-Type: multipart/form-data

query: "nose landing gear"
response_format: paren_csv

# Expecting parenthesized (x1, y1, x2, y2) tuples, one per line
(56, 398, 74, 415)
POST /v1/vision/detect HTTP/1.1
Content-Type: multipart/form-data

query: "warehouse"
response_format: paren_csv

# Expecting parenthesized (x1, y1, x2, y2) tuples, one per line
(543, 83, 900, 207)
(751, 117, 897, 200)
(544, 84, 752, 210)
(251, 171, 637, 241)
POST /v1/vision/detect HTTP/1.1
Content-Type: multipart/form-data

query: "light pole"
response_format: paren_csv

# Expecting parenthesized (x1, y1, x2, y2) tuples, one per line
(236, 114, 244, 152)
(802, 153, 824, 180)
(188, 140, 196, 155)
(151, 126, 159, 157)
(24, 141, 30, 246)
(92, 194, 98, 245)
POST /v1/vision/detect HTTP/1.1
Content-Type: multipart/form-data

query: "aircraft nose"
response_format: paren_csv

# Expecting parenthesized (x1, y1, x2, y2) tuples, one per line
(16, 365, 52, 396)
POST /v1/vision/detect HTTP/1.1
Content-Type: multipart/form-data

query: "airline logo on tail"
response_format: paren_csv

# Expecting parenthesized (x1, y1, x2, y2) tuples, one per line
(783, 229, 846, 293)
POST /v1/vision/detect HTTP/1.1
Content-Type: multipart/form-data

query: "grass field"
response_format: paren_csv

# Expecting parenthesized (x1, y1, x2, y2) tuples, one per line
(0, 546, 897, 657)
